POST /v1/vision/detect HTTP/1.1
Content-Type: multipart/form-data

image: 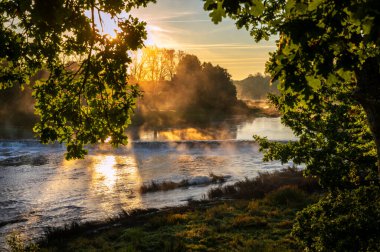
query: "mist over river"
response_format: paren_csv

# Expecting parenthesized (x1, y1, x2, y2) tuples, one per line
(0, 116, 295, 247)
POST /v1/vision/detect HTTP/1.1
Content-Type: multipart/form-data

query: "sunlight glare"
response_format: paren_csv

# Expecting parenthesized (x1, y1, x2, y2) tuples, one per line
(93, 155, 117, 189)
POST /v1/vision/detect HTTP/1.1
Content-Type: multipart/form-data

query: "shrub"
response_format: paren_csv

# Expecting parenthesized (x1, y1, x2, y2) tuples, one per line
(292, 185, 380, 251)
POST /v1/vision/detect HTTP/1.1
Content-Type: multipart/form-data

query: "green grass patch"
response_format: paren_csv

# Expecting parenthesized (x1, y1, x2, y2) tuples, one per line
(33, 195, 318, 252)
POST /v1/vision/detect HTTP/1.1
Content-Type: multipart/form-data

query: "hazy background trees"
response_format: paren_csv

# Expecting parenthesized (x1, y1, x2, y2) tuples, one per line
(128, 47, 259, 126)
(234, 73, 279, 100)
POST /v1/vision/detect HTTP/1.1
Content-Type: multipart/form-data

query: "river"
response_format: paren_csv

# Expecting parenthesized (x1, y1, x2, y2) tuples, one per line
(0, 116, 296, 247)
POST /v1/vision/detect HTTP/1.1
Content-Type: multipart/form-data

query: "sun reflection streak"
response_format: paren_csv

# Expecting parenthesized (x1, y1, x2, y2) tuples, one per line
(115, 155, 143, 210)
(93, 155, 117, 189)
(89, 154, 144, 211)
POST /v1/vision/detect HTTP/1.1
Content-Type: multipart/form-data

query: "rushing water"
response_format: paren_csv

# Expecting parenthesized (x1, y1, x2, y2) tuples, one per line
(0, 117, 295, 247)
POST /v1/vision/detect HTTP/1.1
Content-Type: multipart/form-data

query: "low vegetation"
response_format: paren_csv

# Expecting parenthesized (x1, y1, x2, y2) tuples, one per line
(208, 168, 320, 200)
(140, 173, 228, 194)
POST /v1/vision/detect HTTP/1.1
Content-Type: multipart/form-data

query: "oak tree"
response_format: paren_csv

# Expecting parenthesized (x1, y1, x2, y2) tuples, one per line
(204, 0, 380, 174)
(204, 1, 380, 250)
(0, 0, 155, 158)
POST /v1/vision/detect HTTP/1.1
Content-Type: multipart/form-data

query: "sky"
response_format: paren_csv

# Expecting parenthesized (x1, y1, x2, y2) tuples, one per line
(105, 0, 277, 80)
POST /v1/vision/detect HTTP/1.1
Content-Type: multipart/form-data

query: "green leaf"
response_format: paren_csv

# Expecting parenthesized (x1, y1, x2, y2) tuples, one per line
(308, 0, 324, 11)
(250, 0, 264, 17)
(285, 0, 296, 13)
(210, 1, 226, 24)
(306, 76, 321, 91)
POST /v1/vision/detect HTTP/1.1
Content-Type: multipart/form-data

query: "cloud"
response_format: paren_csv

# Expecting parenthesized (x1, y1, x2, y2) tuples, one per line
(127, 0, 275, 79)
(130, 10, 199, 23)
(147, 25, 174, 34)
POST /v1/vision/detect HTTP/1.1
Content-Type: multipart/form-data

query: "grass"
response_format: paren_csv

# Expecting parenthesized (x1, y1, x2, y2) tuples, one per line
(9, 168, 322, 252)
(34, 196, 316, 251)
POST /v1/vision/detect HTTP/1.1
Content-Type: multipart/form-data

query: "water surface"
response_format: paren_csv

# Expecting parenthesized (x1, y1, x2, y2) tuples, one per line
(0, 116, 295, 246)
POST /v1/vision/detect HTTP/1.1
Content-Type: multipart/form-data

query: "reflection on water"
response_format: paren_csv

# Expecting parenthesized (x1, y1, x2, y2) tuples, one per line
(159, 128, 217, 141)
(237, 117, 297, 141)
(135, 127, 236, 141)
(131, 117, 295, 141)
(0, 116, 296, 247)
(92, 155, 117, 189)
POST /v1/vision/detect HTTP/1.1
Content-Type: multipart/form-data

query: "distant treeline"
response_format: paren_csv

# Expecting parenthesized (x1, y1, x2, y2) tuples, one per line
(234, 73, 279, 100)
(129, 47, 248, 126)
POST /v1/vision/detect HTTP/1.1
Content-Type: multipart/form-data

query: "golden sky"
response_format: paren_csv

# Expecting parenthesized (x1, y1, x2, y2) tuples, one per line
(106, 0, 277, 80)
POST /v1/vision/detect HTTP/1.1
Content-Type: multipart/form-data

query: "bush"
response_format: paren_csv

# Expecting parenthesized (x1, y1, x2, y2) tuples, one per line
(292, 185, 380, 251)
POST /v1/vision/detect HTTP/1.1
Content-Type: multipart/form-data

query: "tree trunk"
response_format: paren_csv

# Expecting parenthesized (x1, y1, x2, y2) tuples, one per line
(355, 57, 380, 177)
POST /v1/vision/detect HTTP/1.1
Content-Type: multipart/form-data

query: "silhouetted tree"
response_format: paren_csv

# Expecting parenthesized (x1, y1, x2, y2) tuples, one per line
(171, 54, 240, 113)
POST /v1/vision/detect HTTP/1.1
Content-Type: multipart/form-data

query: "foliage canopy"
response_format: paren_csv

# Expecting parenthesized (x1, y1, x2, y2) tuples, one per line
(204, 0, 380, 173)
(0, 0, 156, 158)
(204, 0, 380, 250)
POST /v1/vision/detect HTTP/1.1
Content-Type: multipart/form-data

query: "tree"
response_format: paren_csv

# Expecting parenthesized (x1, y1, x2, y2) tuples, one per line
(204, 0, 380, 250)
(129, 46, 182, 99)
(0, 0, 156, 159)
(172, 54, 240, 114)
(129, 47, 180, 83)
(199, 62, 238, 111)
(203, 0, 380, 175)
(291, 185, 380, 251)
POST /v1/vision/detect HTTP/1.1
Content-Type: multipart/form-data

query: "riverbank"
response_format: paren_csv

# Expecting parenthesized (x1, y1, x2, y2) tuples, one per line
(8, 169, 321, 251)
